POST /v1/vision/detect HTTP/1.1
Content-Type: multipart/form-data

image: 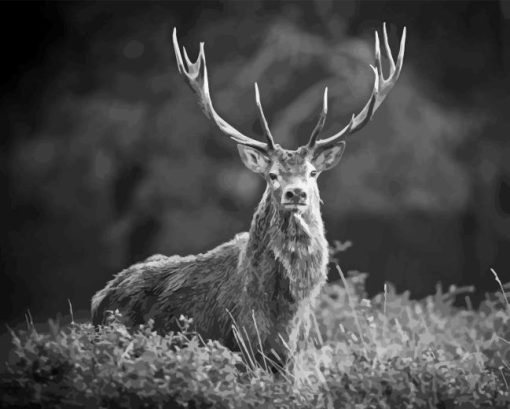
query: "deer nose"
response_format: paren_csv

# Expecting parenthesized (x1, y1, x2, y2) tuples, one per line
(284, 187, 307, 202)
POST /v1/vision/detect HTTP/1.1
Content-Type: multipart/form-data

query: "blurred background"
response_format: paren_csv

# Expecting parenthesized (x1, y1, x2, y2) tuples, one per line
(1, 0, 510, 329)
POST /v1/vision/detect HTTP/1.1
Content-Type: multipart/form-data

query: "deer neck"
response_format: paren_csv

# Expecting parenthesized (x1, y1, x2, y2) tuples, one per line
(242, 187, 329, 299)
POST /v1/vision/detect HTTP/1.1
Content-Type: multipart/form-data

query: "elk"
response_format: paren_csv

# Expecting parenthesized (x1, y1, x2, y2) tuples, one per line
(91, 24, 406, 364)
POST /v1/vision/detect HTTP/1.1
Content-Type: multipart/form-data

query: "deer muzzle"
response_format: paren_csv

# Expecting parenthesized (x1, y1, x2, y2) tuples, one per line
(282, 186, 308, 210)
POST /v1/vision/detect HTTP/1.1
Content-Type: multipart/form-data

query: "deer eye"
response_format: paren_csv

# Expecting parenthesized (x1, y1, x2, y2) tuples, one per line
(310, 170, 318, 177)
(269, 172, 278, 181)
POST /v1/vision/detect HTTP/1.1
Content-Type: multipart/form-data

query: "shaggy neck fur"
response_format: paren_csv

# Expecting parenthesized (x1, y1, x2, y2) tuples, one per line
(241, 186, 329, 301)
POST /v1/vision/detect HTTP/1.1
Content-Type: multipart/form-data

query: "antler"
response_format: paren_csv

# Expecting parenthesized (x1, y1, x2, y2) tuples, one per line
(172, 28, 275, 152)
(308, 87, 328, 148)
(308, 23, 406, 150)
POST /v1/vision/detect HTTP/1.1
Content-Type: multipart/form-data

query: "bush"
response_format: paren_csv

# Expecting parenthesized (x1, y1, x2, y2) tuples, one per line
(2, 270, 510, 408)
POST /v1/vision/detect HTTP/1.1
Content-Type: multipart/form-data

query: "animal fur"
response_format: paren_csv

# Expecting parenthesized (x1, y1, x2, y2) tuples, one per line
(91, 151, 329, 363)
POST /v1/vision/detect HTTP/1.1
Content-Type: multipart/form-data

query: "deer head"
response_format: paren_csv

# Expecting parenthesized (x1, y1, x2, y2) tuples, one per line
(172, 24, 406, 215)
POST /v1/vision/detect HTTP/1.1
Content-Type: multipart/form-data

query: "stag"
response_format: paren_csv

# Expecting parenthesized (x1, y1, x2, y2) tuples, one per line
(91, 24, 406, 364)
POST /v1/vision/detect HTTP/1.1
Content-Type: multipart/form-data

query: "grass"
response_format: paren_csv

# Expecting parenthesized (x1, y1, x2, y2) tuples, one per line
(1, 267, 510, 408)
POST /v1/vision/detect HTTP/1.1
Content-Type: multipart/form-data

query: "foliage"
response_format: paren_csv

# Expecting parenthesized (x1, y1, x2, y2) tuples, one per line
(2, 269, 510, 408)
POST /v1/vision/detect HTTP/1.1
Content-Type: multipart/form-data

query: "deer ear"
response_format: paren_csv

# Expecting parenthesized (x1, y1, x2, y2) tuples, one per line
(312, 142, 346, 171)
(237, 145, 270, 174)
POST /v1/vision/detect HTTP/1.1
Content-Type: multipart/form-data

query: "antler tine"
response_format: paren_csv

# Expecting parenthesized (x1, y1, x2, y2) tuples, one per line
(254, 83, 275, 150)
(383, 22, 396, 72)
(172, 28, 269, 152)
(307, 87, 328, 148)
(312, 24, 406, 151)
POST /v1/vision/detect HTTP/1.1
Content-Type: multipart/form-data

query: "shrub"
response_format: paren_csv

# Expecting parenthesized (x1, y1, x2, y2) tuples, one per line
(2, 269, 510, 408)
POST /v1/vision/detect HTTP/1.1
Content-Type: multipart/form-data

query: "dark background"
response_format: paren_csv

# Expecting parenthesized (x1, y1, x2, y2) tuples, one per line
(1, 0, 510, 329)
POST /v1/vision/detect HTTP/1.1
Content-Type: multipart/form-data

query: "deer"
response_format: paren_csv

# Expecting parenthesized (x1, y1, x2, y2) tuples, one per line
(91, 23, 406, 366)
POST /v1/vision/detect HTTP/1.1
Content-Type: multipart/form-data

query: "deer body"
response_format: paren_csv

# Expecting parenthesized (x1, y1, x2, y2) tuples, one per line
(91, 234, 245, 342)
(92, 180, 328, 358)
(91, 24, 406, 363)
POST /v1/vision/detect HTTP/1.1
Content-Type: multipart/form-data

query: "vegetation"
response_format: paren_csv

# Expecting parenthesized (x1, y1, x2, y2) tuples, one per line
(2, 266, 510, 408)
